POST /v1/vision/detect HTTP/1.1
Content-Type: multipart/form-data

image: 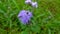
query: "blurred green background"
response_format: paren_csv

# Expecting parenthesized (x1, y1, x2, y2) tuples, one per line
(0, 0, 60, 34)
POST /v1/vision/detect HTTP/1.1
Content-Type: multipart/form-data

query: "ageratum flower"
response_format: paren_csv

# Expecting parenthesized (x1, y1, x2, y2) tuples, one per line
(25, 0, 32, 4)
(18, 10, 32, 24)
(25, 0, 38, 8)
(31, 2, 38, 8)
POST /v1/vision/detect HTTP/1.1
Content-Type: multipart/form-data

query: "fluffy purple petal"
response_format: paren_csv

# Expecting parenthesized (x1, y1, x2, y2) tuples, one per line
(18, 10, 33, 24)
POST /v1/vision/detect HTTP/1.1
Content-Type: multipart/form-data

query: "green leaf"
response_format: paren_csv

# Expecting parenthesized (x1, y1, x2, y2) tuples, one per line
(31, 25, 40, 33)
(21, 31, 29, 34)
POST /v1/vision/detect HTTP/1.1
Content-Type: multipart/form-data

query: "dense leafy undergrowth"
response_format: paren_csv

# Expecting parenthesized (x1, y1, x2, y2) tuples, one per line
(0, 0, 60, 34)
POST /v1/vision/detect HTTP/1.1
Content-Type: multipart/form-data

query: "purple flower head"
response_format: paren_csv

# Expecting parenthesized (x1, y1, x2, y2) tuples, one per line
(31, 2, 38, 8)
(18, 10, 32, 24)
(25, 0, 38, 8)
(25, 0, 32, 4)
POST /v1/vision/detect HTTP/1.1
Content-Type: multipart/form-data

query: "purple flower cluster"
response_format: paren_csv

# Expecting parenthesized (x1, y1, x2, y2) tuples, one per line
(25, 0, 38, 8)
(18, 10, 32, 24)
(18, 0, 38, 24)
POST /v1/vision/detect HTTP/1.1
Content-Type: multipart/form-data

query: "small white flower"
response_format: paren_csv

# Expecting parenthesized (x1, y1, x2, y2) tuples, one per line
(25, 0, 32, 4)
(31, 2, 38, 8)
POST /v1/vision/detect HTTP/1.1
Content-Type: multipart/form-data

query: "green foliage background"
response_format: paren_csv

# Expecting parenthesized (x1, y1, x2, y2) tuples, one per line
(0, 0, 60, 34)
